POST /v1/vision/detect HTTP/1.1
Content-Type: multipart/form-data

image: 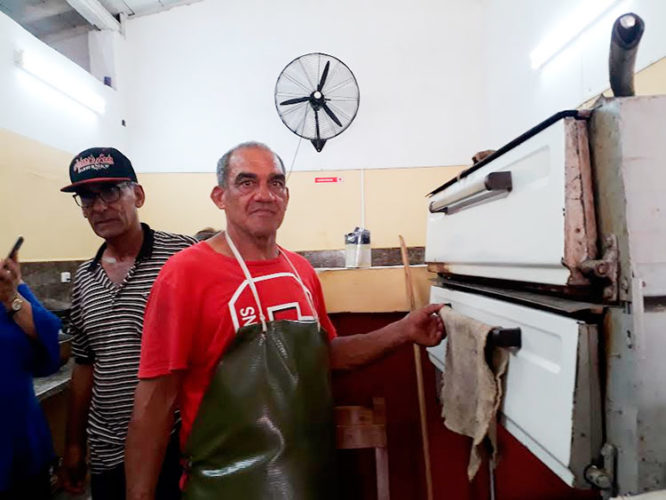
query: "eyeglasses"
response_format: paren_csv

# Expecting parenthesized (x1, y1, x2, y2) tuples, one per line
(73, 182, 132, 208)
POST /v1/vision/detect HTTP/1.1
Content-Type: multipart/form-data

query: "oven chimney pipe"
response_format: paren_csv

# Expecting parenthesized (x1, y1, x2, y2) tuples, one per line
(609, 13, 645, 97)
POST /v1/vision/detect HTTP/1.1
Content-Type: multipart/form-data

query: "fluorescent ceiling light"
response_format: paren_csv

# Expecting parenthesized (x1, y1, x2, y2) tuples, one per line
(15, 49, 106, 114)
(530, 0, 621, 69)
(65, 0, 120, 31)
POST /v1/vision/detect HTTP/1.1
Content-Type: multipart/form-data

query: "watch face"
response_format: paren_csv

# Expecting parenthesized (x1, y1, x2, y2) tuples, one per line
(11, 298, 22, 311)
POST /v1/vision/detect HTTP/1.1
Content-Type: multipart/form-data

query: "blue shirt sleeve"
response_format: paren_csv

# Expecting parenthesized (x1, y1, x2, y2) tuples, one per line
(17, 283, 61, 377)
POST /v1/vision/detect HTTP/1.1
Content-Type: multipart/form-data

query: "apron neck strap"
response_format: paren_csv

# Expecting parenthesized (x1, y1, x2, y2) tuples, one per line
(224, 231, 268, 332)
(278, 247, 320, 329)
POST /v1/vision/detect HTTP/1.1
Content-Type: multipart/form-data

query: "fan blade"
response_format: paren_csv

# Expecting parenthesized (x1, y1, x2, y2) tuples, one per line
(322, 102, 342, 127)
(315, 109, 321, 141)
(280, 96, 310, 106)
(312, 109, 325, 152)
(317, 60, 330, 92)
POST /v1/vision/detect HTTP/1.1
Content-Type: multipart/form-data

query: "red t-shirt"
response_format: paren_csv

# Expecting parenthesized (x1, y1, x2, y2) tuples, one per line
(138, 241, 336, 449)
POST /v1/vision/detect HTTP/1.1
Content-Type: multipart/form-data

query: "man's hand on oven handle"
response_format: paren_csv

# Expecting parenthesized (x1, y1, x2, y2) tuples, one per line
(399, 303, 446, 347)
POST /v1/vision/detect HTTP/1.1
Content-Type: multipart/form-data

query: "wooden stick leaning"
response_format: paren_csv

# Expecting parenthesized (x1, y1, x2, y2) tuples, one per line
(398, 235, 433, 500)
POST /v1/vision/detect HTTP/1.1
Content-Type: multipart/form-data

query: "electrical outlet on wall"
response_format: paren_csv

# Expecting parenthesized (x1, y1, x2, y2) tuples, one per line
(60, 272, 71, 283)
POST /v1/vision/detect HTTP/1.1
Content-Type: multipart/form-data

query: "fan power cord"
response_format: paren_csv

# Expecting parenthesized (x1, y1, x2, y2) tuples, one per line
(286, 119, 306, 181)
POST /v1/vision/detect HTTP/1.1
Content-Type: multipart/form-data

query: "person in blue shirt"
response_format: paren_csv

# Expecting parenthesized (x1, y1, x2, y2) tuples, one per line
(0, 254, 61, 499)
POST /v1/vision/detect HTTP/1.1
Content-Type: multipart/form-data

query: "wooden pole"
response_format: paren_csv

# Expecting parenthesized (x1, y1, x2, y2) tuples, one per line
(399, 235, 434, 500)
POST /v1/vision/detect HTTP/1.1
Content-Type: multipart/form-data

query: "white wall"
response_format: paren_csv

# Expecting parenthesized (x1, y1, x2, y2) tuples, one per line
(0, 13, 128, 156)
(480, 0, 666, 149)
(89, 30, 121, 90)
(120, 0, 486, 173)
(3, 0, 665, 175)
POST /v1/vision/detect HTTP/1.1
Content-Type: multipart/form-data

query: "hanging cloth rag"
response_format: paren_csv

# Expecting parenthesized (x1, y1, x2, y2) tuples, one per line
(439, 307, 509, 481)
(183, 232, 337, 500)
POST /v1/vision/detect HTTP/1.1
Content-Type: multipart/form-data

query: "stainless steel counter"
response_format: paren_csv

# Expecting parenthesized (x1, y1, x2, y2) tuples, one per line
(34, 359, 73, 401)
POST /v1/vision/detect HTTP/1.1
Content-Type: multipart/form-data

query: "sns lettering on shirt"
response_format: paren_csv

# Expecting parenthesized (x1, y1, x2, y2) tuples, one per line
(229, 270, 316, 330)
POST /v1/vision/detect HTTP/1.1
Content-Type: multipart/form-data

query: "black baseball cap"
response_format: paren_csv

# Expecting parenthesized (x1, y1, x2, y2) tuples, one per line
(61, 147, 138, 193)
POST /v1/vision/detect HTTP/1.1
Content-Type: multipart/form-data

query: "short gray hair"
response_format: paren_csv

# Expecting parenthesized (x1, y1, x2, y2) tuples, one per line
(216, 142, 286, 187)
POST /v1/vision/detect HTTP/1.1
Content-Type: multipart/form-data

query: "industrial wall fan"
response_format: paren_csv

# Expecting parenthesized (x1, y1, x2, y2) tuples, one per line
(274, 52, 360, 152)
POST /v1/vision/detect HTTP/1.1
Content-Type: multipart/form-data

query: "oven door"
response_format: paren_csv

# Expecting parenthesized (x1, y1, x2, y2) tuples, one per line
(425, 112, 597, 287)
(428, 285, 602, 487)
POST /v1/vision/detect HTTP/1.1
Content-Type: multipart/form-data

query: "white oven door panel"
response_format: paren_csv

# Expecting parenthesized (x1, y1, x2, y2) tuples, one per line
(426, 117, 595, 286)
(428, 286, 601, 487)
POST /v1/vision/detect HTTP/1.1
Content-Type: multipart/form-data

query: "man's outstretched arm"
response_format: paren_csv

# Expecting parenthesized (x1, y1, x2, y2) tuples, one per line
(329, 303, 445, 370)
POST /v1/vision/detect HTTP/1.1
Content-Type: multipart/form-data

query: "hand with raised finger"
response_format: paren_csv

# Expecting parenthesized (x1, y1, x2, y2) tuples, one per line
(0, 258, 21, 310)
(400, 303, 446, 347)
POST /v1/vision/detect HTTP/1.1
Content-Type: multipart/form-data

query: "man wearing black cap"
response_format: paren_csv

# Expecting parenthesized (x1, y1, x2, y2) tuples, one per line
(60, 147, 196, 500)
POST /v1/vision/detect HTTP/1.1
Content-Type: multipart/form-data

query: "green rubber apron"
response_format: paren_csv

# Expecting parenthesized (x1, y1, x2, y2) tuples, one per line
(183, 232, 337, 500)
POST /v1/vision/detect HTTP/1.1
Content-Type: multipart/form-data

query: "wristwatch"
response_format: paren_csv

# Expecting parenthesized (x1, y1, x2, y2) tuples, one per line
(7, 295, 23, 319)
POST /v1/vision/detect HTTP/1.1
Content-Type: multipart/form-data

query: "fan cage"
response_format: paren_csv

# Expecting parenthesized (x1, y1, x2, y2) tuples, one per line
(274, 52, 360, 141)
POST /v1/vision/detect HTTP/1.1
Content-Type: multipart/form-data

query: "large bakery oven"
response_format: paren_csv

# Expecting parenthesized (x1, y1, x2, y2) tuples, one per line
(424, 94, 666, 497)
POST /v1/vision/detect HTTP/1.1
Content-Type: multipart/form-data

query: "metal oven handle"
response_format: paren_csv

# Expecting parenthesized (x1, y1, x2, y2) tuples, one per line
(429, 171, 512, 215)
(440, 303, 522, 350)
(485, 327, 521, 368)
(488, 327, 522, 349)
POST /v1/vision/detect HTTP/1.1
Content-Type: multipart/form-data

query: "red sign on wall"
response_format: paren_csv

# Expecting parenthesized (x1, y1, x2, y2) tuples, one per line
(314, 176, 343, 183)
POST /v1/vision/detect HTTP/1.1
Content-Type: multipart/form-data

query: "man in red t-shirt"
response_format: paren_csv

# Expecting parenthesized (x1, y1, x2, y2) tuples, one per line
(125, 142, 445, 499)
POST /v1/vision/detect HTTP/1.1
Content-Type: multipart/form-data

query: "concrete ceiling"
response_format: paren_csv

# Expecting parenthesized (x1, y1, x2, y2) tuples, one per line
(98, 0, 198, 17)
(0, 0, 89, 41)
(0, 0, 201, 42)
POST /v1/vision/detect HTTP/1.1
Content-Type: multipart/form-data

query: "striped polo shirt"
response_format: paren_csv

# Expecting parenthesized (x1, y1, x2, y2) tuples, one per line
(68, 223, 196, 473)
